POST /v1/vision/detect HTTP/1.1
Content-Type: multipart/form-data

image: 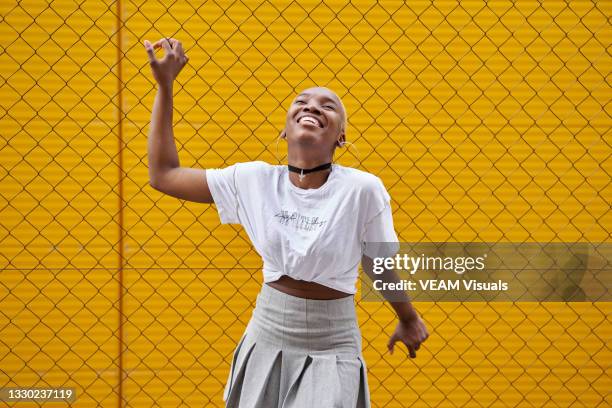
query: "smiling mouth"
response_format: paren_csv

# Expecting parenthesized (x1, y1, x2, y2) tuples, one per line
(297, 115, 323, 128)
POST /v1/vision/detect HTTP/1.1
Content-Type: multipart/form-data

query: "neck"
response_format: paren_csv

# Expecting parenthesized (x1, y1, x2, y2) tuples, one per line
(286, 149, 334, 189)
(286, 154, 332, 169)
(288, 167, 332, 189)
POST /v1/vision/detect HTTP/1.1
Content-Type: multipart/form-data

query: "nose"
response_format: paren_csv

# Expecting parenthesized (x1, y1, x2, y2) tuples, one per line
(303, 101, 321, 114)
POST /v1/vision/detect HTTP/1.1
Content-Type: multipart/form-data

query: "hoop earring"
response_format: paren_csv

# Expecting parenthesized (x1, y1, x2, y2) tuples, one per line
(274, 133, 286, 163)
(333, 140, 360, 168)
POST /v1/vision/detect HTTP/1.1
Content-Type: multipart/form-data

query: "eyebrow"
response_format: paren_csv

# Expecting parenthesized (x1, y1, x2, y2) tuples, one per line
(295, 93, 339, 105)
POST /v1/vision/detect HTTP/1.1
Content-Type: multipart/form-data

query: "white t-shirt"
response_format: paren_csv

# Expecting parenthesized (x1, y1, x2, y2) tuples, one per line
(206, 161, 399, 294)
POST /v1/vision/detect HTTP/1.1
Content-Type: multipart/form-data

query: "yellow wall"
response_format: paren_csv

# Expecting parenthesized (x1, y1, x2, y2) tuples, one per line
(1, 1, 609, 406)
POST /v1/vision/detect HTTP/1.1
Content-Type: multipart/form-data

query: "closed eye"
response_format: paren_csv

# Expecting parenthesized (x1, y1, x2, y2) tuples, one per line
(294, 99, 336, 111)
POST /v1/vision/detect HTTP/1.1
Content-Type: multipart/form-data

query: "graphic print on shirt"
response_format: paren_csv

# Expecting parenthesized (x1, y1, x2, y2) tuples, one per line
(274, 209, 327, 232)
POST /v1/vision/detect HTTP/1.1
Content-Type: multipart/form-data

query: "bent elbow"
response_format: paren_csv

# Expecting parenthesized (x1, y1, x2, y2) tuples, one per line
(149, 178, 161, 191)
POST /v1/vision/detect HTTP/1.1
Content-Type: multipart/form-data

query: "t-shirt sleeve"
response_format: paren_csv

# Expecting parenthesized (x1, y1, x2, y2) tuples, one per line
(362, 177, 400, 259)
(206, 164, 241, 224)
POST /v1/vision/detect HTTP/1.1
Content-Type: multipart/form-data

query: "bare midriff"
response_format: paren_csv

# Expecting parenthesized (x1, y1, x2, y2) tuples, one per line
(267, 275, 352, 300)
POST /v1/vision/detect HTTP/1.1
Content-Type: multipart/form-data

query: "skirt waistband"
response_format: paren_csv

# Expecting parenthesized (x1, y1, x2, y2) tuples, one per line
(258, 283, 356, 316)
(247, 283, 361, 354)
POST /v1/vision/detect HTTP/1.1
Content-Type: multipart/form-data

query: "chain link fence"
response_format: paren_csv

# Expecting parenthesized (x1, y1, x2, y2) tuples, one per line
(1, 1, 610, 406)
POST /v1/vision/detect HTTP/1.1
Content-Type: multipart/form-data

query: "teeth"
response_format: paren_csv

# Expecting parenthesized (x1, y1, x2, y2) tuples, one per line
(300, 117, 320, 127)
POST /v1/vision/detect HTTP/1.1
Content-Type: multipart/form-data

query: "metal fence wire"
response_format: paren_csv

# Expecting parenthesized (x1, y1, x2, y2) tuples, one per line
(1, 1, 610, 407)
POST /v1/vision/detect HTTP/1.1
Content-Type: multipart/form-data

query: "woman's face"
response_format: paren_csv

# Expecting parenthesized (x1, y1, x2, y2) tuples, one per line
(283, 87, 346, 155)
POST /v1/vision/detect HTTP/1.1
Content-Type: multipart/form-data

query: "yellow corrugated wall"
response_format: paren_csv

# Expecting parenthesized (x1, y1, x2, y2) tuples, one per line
(1, 1, 610, 407)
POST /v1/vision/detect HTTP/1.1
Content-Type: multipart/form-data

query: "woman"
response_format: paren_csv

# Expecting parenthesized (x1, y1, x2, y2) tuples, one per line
(144, 37, 429, 407)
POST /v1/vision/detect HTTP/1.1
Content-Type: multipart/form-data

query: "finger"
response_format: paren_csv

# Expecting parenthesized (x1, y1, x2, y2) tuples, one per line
(170, 39, 187, 64)
(152, 37, 173, 52)
(151, 39, 165, 49)
(415, 343, 421, 351)
(421, 327, 429, 342)
(387, 335, 397, 354)
(143, 40, 156, 64)
(401, 339, 416, 357)
(161, 39, 173, 54)
(177, 43, 187, 65)
(175, 40, 184, 55)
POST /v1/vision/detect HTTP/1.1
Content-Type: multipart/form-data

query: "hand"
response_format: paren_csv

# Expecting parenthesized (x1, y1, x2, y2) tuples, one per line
(387, 312, 429, 358)
(144, 37, 189, 89)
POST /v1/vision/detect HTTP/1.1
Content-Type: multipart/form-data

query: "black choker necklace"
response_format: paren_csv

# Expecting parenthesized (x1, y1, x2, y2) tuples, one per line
(288, 162, 332, 181)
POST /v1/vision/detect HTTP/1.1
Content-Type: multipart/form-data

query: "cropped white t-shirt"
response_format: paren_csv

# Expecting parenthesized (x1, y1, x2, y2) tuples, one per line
(206, 161, 399, 294)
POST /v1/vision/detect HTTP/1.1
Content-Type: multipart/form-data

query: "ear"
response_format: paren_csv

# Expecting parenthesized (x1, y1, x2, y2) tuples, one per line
(280, 129, 286, 139)
(336, 131, 346, 147)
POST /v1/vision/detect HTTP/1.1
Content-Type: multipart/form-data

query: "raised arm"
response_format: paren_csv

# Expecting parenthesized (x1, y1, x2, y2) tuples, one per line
(144, 37, 214, 204)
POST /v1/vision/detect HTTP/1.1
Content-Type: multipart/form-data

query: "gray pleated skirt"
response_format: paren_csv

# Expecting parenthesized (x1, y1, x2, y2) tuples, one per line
(223, 283, 371, 408)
